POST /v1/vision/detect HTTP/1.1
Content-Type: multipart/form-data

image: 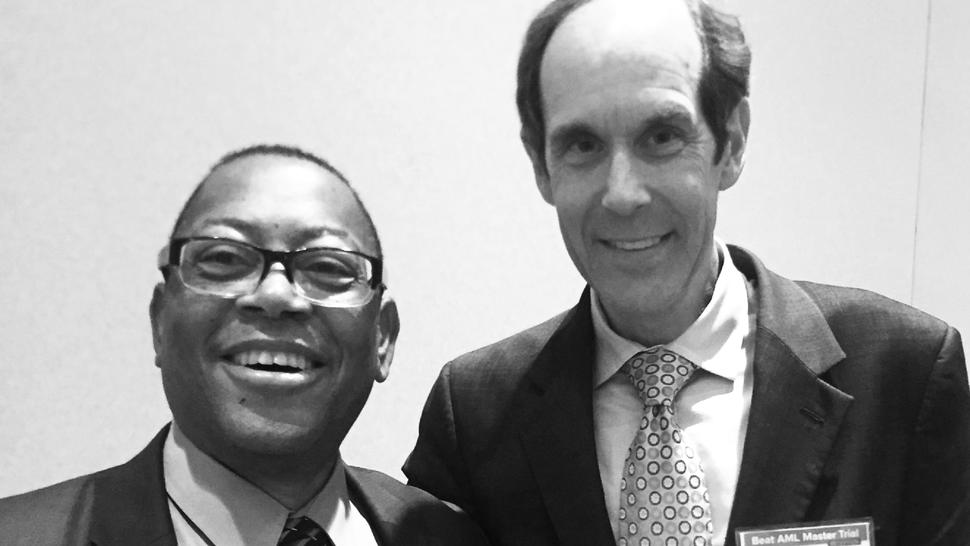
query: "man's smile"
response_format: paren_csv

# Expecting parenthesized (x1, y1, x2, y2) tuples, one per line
(231, 350, 313, 373)
(600, 232, 671, 251)
(217, 340, 332, 388)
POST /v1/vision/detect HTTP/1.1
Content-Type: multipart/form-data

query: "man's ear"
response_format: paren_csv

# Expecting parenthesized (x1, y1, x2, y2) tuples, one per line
(373, 292, 400, 383)
(718, 97, 750, 191)
(522, 129, 553, 204)
(149, 282, 166, 369)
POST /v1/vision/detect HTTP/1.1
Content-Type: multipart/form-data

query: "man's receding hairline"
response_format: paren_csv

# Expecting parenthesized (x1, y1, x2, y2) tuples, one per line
(516, 0, 751, 172)
(539, 0, 706, 112)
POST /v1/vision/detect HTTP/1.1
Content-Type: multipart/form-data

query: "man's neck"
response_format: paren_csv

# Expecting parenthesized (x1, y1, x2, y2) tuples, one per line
(221, 451, 338, 511)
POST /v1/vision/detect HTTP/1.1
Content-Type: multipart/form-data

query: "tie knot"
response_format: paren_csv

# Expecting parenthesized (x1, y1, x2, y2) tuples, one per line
(622, 346, 698, 406)
(278, 515, 334, 546)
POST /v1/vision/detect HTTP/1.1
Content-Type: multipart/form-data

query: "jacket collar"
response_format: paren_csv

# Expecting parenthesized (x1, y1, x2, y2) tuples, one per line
(517, 288, 617, 546)
(725, 246, 851, 544)
(346, 467, 398, 546)
(730, 246, 845, 374)
(89, 425, 177, 546)
(88, 428, 397, 546)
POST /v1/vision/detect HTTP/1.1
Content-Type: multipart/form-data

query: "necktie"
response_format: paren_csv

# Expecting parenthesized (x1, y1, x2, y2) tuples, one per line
(278, 514, 336, 546)
(617, 346, 714, 546)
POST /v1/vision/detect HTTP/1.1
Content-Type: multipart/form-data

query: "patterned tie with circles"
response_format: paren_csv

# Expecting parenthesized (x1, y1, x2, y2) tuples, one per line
(617, 346, 714, 546)
(278, 514, 336, 546)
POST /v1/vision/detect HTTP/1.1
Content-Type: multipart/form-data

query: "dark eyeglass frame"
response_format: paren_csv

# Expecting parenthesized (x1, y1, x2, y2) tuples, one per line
(161, 236, 384, 290)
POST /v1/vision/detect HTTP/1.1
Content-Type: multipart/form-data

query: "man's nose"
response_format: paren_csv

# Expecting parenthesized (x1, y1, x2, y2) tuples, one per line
(600, 150, 652, 215)
(235, 263, 314, 318)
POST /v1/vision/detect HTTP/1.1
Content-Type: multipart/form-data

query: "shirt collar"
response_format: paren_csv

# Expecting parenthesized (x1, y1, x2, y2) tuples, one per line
(163, 422, 353, 545)
(591, 238, 750, 386)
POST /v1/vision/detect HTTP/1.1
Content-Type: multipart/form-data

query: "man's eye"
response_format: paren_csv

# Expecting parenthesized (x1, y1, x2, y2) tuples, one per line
(192, 248, 256, 278)
(299, 257, 360, 288)
(199, 250, 244, 265)
(641, 128, 687, 157)
(305, 259, 354, 276)
(561, 137, 604, 165)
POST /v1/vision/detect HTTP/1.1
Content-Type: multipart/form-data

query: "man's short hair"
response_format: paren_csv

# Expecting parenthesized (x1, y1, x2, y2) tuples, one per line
(516, 0, 751, 173)
(170, 144, 383, 257)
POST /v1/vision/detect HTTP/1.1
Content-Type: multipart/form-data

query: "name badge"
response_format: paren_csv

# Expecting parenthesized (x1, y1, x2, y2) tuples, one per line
(736, 518, 874, 546)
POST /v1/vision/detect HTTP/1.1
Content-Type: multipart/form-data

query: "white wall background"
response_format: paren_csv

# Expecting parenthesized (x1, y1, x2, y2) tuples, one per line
(1, 0, 967, 497)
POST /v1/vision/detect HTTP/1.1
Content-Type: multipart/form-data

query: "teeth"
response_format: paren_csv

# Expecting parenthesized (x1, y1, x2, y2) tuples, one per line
(608, 235, 664, 251)
(231, 350, 310, 371)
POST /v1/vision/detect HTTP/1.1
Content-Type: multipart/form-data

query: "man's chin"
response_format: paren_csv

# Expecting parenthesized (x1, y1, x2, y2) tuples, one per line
(593, 276, 682, 320)
(180, 411, 335, 463)
(227, 413, 334, 454)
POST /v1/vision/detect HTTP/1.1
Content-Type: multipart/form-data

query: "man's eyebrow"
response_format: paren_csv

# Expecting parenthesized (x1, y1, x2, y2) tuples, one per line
(547, 121, 597, 151)
(643, 104, 697, 127)
(291, 226, 351, 241)
(191, 217, 350, 240)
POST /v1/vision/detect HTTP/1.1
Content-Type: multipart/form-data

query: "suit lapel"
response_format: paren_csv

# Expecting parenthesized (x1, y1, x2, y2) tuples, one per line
(726, 248, 852, 543)
(88, 425, 177, 546)
(517, 289, 615, 546)
(346, 467, 404, 546)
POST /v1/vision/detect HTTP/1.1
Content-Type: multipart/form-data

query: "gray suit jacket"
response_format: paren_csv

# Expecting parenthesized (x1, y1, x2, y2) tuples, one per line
(0, 425, 489, 546)
(404, 246, 970, 546)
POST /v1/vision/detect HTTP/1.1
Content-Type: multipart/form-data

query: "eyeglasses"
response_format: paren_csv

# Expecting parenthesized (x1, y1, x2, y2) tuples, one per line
(159, 237, 384, 308)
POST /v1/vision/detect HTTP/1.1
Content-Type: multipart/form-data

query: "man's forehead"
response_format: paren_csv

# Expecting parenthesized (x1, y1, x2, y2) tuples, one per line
(176, 154, 371, 249)
(542, 0, 703, 83)
(204, 154, 344, 194)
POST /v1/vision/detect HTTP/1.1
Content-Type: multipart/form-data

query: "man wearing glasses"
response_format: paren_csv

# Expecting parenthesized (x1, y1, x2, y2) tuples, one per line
(0, 144, 488, 546)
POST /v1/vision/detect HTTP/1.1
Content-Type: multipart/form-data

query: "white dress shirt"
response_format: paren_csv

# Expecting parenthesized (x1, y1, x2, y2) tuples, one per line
(592, 239, 756, 546)
(163, 423, 378, 546)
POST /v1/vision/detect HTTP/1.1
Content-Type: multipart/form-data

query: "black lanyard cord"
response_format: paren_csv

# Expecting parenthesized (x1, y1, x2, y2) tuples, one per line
(166, 491, 218, 546)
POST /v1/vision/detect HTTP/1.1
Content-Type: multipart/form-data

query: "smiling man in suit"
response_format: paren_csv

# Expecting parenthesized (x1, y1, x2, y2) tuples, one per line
(403, 1, 970, 545)
(0, 144, 488, 546)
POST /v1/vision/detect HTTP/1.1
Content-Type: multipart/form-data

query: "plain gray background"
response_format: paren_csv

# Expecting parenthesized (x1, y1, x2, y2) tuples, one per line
(2, 0, 968, 497)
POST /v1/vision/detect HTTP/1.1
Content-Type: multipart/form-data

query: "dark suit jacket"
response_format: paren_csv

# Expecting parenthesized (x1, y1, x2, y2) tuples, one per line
(404, 246, 970, 546)
(0, 425, 489, 546)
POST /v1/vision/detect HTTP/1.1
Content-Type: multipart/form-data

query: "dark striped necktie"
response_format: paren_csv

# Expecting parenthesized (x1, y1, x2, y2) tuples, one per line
(277, 514, 336, 546)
